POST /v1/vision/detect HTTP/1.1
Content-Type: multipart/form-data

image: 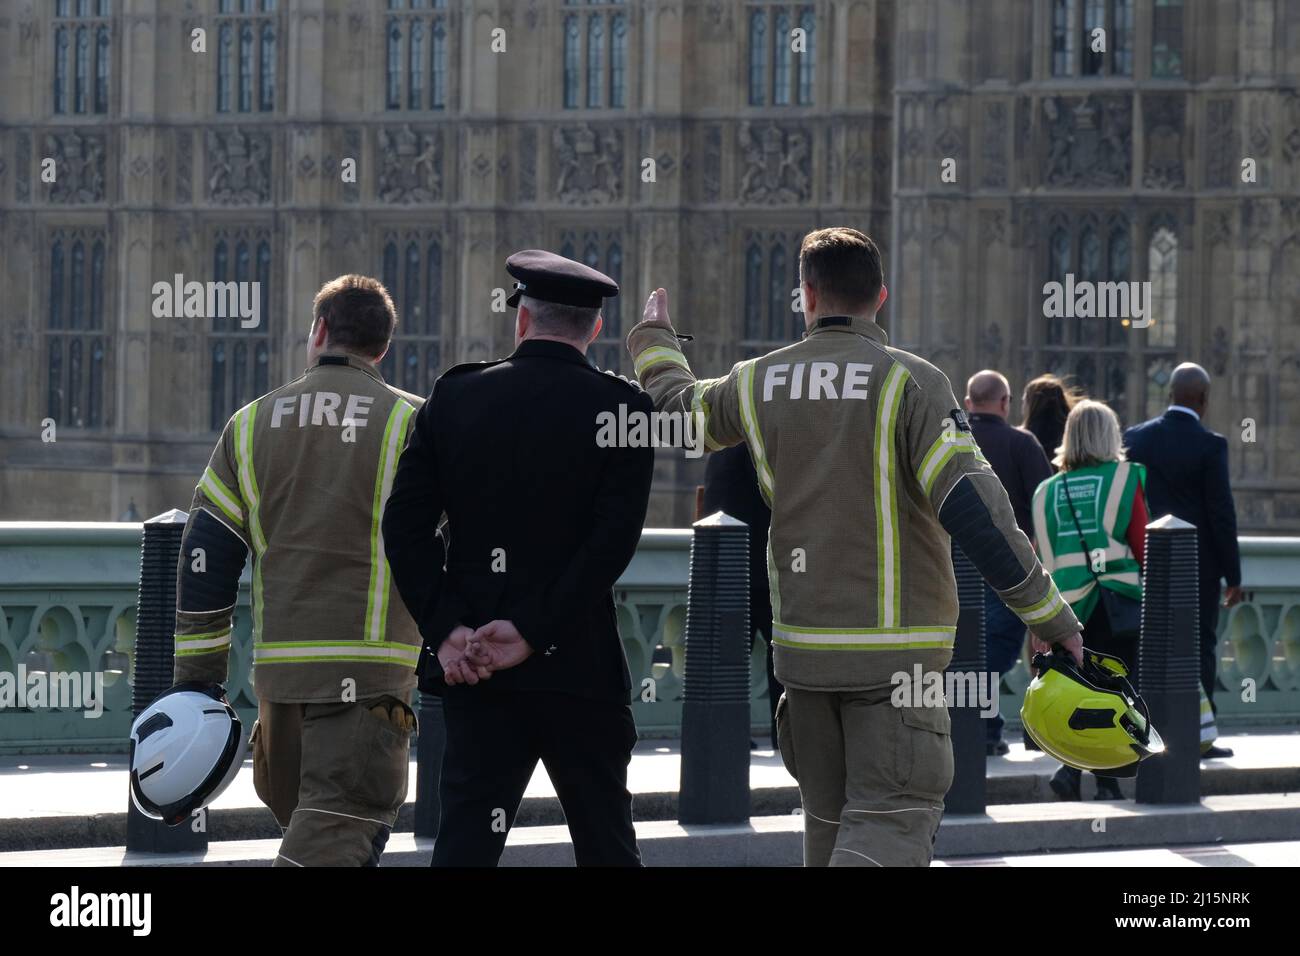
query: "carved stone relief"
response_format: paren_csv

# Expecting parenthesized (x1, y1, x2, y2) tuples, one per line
(1143, 94, 1185, 189)
(1206, 99, 1237, 189)
(44, 130, 106, 203)
(737, 122, 811, 203)
(206, 127, 271, 205)
(1042, 95, 1132, 188)
(552, 123, 623, 204)
(376, 125, 443, 203)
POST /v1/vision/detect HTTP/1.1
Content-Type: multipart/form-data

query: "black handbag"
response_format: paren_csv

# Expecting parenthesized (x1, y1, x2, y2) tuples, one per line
(1062, 474, 1142, 640)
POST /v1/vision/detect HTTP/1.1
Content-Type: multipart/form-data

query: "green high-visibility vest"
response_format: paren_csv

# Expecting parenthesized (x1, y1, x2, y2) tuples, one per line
(1031, 460, 1146, 626)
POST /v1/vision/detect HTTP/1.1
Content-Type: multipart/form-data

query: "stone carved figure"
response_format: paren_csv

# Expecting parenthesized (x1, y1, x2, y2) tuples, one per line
(206, 127, 271, 204)
(553, 124, 622, 204)
(45, 130, 107, 203)
(1043, 95, 1131, 188)
(1143, 95, 1185, 190)
(377, 125, 443, 203)
(738, 122, 812, 203)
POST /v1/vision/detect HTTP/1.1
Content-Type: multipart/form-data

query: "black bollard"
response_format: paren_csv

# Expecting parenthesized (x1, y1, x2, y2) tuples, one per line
(945, 544, 987, 814)
(1135, 514, 1201, 804)
(678, 511, 751, 825)
(127, 508, 208, 853)
(413, 691, 445, 838)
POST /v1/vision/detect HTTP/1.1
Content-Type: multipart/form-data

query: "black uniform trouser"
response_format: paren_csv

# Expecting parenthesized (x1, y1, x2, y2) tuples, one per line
(1199, 579, 1223, 715)
(754, 620, 783, 746)
(431, 691, 641, 867)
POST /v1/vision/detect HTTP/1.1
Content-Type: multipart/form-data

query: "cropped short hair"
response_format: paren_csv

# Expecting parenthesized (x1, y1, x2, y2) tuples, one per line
(520, 295, 601, 340)
(312, 275, 397, 358)
(799, 227, 885, 313)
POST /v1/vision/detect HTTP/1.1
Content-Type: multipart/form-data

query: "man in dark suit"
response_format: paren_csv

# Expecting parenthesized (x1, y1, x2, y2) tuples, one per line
(963, 370, 1054, 756)
(1123, 362, 1243, 758)
(382, 250, 655, 865)
(702, 443, 783, 747)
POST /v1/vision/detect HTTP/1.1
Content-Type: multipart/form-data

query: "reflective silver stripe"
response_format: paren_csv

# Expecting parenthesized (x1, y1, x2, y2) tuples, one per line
(1096, 570, 1141, 587)
(1032, 483, 1055, 569)
(1017, 588, 1065, 624)
(1059, 582, 1094, 604)
(366, 400, 415, 641)
(918, 433, 980, 495)
(875, 364, 910, 628)
(175, 635, 232, 654)
(253, 642, 421, 664)
(199, 468, 243, 526)
(1104, 461, 1131, 532)
(773, 624, 955, 648)
(233, 405, 266, 555)
(634, 346, 690, 377)
(691, 379, 724, 452)
(233, 402, 267, 640)
(1051, 543, 1132, 569)
(737, 361, 774, 499)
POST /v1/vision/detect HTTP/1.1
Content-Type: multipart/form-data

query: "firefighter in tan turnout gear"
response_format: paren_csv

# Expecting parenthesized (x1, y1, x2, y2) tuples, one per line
(171, 275, 427, 866)
(627, 228, 1085, 866)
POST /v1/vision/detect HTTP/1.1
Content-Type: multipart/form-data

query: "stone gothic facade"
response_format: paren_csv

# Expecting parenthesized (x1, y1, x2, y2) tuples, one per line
(0, 0, 1297, 531)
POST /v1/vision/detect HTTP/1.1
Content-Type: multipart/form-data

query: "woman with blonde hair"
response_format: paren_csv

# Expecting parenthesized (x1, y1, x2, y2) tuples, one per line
(1031, 400, 1149, 801)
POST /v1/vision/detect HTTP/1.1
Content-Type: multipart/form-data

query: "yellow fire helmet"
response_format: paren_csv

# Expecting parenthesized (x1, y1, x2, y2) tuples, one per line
(1021, 648, 1165, 777)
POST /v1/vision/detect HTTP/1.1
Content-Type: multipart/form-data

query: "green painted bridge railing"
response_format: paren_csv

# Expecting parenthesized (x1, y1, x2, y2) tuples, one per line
(1, 523, 1297, 754)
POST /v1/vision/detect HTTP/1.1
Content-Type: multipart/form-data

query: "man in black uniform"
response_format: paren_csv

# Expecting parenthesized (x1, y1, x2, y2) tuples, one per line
(382, 249, 654, 867)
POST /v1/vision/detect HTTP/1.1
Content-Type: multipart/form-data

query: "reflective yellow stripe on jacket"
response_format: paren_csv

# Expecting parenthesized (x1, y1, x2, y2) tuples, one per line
(232, 401, 266, 640)
(365, 399, 416, 642)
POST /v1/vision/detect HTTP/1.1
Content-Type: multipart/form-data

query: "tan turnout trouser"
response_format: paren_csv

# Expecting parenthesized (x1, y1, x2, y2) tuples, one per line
(250, 695, 416, 867)
(776, 685, 953, 867)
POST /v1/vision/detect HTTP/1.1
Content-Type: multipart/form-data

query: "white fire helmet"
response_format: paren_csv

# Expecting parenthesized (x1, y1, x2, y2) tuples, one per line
(129, 683, 246, 826)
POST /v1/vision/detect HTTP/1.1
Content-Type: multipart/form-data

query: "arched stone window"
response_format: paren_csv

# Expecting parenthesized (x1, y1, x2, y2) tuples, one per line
(741, 230, 802, 357)
(209, 228, 273, 429)
(561, 1, 626, 111)
(46, 229, 110, 429)
(379, 229, 446, 395)
(385, 0, 450, 112)
(215, 0, 277, 113)
(747, 3, 817, 107)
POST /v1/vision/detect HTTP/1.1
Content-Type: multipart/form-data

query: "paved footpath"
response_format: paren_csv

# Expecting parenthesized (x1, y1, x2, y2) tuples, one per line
(3, 730, 1297, 821)
(3, 730, 1299, 864)
(938, 840, 1300, 867)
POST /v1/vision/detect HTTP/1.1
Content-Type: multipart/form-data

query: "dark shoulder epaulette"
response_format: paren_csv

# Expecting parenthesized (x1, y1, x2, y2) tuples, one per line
(594, 366, 644, 393)
(438, 359, 503, 382)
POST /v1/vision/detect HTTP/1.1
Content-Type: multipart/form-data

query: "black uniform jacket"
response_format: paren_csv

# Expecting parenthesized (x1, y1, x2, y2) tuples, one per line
(967, 413, 1052, 540)
(382, 338, 655, 703)
(701, 444, 773, 637)
(1124, 408, 1242, 589)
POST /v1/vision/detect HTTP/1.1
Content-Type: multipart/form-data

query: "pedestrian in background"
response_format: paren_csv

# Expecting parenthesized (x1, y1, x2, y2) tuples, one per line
(963, 370, 1053, 756)
(1021, 374, 1081, 469)
(1123, 363, 1243, 758)
(1032, 400, 1148, 801)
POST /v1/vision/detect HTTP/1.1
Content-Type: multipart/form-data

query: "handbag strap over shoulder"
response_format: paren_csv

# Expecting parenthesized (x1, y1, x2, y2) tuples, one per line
(1062, 474, 1105, 588)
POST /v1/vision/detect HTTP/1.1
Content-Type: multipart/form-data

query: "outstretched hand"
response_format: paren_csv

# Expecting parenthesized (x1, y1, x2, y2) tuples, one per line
(640, 288, 673, 331)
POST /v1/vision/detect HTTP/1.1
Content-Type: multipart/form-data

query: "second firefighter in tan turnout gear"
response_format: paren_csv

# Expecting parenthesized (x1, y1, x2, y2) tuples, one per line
(172, 275, 428, 866)
(627, 228, 1084, 867)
